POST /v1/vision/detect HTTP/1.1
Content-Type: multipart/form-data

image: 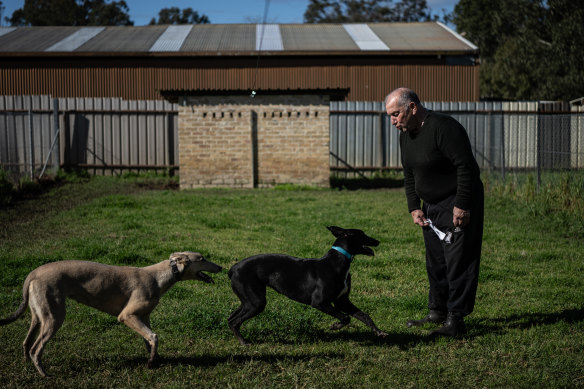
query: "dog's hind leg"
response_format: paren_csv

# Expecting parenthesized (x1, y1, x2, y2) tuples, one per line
(23, 310, 39, 361)
(227, 307, 248, 345)
(28, 290, 66, 377)
(228, 283, 267, 345)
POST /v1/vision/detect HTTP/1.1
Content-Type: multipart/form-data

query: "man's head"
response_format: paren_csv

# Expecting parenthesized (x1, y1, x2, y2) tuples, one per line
(384, 87, 425, 133)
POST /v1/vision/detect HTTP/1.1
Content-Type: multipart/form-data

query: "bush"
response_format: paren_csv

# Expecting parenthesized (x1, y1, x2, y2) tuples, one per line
(0, 169, 14, 207)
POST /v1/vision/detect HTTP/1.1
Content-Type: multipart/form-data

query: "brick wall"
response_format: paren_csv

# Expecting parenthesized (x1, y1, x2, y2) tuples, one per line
(178, 95, 330, 189)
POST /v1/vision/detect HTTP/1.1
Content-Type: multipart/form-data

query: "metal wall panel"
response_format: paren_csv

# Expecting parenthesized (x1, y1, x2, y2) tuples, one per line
(2, 96, 583, 183)
(0, 58, 480, 102)
(330, 100, 583, 176)
(0, 95, 178, 179)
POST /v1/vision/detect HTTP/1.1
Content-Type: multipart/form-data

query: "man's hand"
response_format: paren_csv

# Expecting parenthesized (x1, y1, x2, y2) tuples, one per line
(411, 209, 428, 227)
(453, 206, 470, 227)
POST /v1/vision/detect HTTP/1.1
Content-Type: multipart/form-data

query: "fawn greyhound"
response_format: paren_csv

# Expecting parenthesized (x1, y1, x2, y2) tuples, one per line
(227, 226, 388, 345)
(0, 251, 222, 377)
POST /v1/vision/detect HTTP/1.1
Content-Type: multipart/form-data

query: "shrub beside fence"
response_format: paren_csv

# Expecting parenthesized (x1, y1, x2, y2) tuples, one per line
(1, 96, 583, 187)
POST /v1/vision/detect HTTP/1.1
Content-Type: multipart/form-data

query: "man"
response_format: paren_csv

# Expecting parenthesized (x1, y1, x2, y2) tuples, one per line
(385, 87, 484, 337)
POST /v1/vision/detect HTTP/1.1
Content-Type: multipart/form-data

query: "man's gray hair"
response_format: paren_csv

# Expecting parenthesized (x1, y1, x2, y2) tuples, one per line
(385, 87, 422, 107)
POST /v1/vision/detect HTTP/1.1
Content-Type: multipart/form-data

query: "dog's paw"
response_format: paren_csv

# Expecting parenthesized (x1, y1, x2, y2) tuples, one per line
(375, 330, 389, 338)
(330, 321, 348, 331)
(146, 356, 160, 369)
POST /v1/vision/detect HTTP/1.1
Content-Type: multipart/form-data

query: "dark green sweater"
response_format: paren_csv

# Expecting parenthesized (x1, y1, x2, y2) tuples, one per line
(400, 111, 481, 213)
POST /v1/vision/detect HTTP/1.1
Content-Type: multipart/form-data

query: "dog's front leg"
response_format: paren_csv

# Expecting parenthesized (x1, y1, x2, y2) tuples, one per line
(351, 311, 388, 338)
(118, 312, 158, 368)
(334, 297, 388, 338)
(141, 314, 159, 359)
(312, 304, 350, 330)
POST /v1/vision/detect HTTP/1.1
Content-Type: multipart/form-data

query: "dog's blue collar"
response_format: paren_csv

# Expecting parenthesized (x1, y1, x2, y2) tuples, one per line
(332, 246, 353, 260)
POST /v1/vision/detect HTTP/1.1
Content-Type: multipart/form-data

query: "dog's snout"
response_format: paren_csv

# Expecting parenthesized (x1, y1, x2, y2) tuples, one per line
(368, 238, 380, 247)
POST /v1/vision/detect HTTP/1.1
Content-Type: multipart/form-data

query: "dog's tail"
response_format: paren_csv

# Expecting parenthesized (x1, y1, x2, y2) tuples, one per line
(0, 276, 31, 325)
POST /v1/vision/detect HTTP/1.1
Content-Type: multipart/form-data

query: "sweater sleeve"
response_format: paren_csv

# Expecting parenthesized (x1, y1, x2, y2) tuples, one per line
(400, 134, 421, 213)
(436, 120, 480, 210)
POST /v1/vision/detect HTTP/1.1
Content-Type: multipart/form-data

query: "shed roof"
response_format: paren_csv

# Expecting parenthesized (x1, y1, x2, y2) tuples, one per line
(0, 22, 477, 56)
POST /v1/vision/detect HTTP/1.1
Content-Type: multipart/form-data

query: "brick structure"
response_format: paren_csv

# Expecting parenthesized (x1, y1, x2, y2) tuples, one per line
(178, 94, 330, 189)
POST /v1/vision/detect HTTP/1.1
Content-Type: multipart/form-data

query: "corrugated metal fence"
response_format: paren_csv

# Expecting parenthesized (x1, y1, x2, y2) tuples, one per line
(330, 100, 584, 178)
(0, 95, 178, 181)
(2, 96, 583, 184)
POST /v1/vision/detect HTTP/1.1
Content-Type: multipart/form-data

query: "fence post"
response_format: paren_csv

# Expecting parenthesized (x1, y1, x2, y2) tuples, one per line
(28, 108, 34, 181)
(536, 103, 542, 191)
(251, 110, 258, 188)
(496, 110, 505, 181)
(40, 98, 61, 179)
(377, 112, 384, 168)
(53, 98, 60, 169)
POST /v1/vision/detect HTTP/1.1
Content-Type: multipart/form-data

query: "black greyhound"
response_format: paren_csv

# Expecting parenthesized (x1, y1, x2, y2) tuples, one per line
(227, 226, 388, 345)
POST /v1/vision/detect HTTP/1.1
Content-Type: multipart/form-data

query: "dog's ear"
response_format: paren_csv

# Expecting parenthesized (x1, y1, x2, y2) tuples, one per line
(170, 251, 204, 263)
(327, 226, 346, 237)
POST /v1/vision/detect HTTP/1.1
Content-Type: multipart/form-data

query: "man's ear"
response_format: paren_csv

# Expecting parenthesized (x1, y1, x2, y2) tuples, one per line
(410, 101, 417, 114)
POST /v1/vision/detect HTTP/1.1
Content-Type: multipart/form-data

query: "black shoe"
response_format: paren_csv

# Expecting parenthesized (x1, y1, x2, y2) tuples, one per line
(431, 312, 466, 337)
(406, 310, 446, 327)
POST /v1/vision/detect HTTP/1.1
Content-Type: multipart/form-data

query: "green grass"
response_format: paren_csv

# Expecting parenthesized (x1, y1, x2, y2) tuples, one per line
(1, 174, 583, 388)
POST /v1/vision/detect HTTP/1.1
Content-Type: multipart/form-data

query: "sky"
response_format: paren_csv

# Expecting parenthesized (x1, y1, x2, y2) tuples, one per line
(1, 0, 457, 26)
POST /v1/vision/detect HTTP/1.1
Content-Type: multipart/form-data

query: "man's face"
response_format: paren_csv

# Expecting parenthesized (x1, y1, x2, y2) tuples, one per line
(385, 96, 416, 132)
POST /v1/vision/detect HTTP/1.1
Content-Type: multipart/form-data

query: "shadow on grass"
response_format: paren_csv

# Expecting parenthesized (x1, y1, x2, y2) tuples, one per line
(330, 177, 404, 190)
(308, 328, 437, 350)
(156, 351, 347, 368)
(107, 328, 441, 371)
(469, 306, 584, 337)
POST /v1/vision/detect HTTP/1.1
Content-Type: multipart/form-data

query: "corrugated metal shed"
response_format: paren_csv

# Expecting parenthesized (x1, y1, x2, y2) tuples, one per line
(0, 23, 480, 101)
(0, 26, 78, 52)
(0, 22, 477, 54)
(82, 25, 167, 52)
(369, 22, 477, 51)
(181, 24, 256, 52)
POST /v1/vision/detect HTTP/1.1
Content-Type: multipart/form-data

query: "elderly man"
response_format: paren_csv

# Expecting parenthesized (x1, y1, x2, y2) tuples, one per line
(385, 87, 484, 337)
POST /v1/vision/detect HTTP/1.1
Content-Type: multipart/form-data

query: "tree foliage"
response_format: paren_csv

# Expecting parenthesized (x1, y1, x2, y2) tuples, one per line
(303, 0, 436, 23)
(453, 0, 584, 101)
(8, 0, 132, 26)
(149, 7, 210, 25)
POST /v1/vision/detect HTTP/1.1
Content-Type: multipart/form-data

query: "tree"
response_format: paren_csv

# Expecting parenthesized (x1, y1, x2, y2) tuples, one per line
(393, 0, 435, 22)
(149, 7, 210, 25)
(81, 0, 132, 26)
(453, 0, 584, 101)
(303, 0, 436, 23)
(8, 0, 133, 26)
(540, 0, 584, 101)
(452, 0, 543, 61)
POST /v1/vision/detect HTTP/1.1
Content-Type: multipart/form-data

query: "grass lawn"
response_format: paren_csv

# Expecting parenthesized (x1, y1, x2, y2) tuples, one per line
(0, 174, 583, 388)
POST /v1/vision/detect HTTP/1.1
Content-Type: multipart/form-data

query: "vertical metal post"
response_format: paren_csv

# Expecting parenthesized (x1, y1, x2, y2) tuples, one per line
(377, 112, 384, 170)
(28, 109, 34, 181)
(251, 110, 258, 188)
(53, 98, 60, 170)
(536, 107, 542, 192)
(40, 98, 61, 179)
(497, 111, 505, 182)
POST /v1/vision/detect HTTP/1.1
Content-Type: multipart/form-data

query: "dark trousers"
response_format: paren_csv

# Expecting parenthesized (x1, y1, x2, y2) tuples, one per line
(421, 185, 484, 317)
